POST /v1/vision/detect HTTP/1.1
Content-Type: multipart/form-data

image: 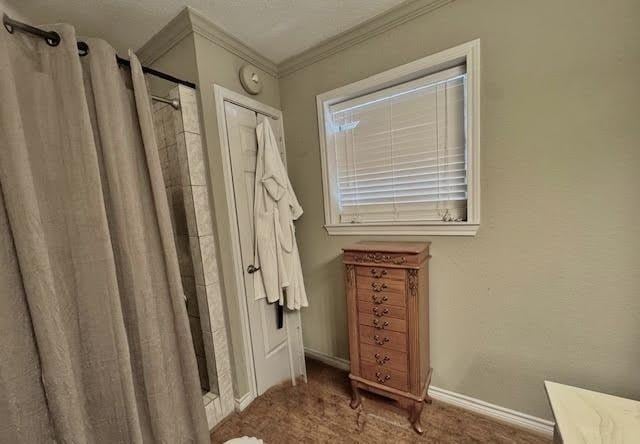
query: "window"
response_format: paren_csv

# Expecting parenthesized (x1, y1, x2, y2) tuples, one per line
(317, 40, 480, 236)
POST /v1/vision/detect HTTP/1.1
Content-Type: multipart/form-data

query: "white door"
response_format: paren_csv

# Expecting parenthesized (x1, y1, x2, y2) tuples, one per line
(224, 101, 305, 396)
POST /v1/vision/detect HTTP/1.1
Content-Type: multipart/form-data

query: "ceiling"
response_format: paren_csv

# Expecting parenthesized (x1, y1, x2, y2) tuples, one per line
(5, 0, 406, 63)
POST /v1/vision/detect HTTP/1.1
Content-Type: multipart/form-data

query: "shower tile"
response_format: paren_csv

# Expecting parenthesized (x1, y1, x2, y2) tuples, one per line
(195, 284, 211, 331)
(164, 185, 177, 227)
(190, 236, 205, 286)
(175, 235, 193, 278)
(182, 274, 196, 297)
(203, 332, 220, 394)
(176, 132, 190, 187)
(198, 235, 219, 285)
(185, 295, 199, 322)
(212, 335, 232, 399)
(164, 143, 178, 186)
(189, 315, 206, 358)
(182, 186, 197, 237)
(184, 132, 206, 185)
(169, 187, 188, 236)
(168, 86, 179, 101)
(154, 114, 166, 148)
(183, 276, 198, 316)
(196, 354, 210, 391)
(192, 186, 213, 236)
(162, 107, 177, 145)
(205, 402, 216, 427)
(158, 146, 169, 177)
(212, 332, 230, 370)
(202, 392, 217, 406)
(195, 283, 225, 334)
(213, 397, 223, 422)
(178, 86, 201, 134)
(205, 284, 225, 334)
(217, 367, 234, 415)
(209, 323, 233, 416)
(173, 97, 184, 134)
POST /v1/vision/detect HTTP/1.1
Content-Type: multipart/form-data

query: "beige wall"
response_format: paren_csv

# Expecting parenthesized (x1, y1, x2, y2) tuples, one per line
(192, 31, 281, 398)
(145, 35, 198, 97)
(0, 1, 30, 22)
(279, 0, 640, 419)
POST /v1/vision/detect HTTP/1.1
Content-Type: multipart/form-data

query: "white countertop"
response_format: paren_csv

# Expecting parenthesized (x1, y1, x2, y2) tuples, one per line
(545, 381, 640, 444)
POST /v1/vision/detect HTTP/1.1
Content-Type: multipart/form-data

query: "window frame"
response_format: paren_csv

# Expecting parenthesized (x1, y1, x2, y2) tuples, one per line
(316, 39, 480, 236)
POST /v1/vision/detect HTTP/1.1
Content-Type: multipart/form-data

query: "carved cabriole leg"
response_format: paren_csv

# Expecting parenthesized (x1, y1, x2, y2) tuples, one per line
(350, 380, 361, 409)
(424, 368, 433, 404)
(411, 399, 425, 434)
(345, 262, 361, 410)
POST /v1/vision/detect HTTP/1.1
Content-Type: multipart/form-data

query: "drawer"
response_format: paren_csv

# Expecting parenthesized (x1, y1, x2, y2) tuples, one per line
(356, 276, 405, 295)
(359, 325, 407, 352)
(361, 362, 408, 392)
(356, 266, 405, 281)
(357, 290, 405, 308)
(358, 300, 406, 320)
(360, 343, 408, 373)
(358, 312, 406, 334)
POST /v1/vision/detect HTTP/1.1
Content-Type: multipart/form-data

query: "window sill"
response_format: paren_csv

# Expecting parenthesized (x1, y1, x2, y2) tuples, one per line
(324, 223, 479, 237)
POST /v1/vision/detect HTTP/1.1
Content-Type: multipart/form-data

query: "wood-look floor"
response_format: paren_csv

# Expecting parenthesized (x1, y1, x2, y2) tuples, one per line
(210, 359, 550, 443)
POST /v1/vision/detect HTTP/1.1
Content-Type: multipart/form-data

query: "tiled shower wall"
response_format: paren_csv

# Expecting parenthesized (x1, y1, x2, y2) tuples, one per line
(152, 85, 234, 426)
(153, 92, 211, 393)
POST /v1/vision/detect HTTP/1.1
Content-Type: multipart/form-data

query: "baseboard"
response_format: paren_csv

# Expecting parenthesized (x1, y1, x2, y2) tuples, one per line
(428, 386, 554, 437)
(304, 347, 350, 371)
(234, 391, 254, 412)
(303, 348, 554, 438)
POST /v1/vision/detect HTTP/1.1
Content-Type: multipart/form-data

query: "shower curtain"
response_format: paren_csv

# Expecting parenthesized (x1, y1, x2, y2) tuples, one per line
(0, 24, 209, 443)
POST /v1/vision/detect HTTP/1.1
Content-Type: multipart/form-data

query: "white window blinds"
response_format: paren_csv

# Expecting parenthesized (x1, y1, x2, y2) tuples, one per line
(330, 65, 467, 224)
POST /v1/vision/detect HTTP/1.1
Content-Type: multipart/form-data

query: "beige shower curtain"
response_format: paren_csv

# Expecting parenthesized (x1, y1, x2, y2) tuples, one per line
(0, 24, 209, 443)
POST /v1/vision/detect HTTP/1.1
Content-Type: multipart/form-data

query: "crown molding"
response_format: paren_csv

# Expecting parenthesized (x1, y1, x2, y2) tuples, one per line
(187, 8, 278, 77)
(138, 1, 454, 79)
(137, 7, 278, 77)
(136, 7, 193, 65)
(277, 0, 455, 78)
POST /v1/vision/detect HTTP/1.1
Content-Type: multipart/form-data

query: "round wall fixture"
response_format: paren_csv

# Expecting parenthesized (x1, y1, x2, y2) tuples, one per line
(239, 64, 263, 95)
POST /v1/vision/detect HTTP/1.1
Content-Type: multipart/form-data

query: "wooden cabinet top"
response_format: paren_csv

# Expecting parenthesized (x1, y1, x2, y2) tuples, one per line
(342, 241, 430, 255)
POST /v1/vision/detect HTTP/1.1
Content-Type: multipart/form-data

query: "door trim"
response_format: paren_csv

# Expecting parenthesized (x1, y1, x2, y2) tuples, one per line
(213, 85, 305, 408)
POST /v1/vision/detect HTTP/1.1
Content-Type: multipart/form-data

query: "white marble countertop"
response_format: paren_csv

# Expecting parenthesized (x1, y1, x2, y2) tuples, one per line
(545, 381, 640, 444)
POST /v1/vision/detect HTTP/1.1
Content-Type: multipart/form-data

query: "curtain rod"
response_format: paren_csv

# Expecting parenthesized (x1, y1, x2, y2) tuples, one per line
(2, 13, 197, 90)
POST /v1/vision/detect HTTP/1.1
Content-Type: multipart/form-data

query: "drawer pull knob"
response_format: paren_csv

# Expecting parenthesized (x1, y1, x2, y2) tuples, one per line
(371, 295, 389, 304)
(370, 268, 388, 278)
(373, 318, 389, 329)
(371, 282, 388, 292)
(374, 353, 390, 365)
(372, 307, 389, 317)
(373, 335, 389, 345)
(375, 372, 391, 384)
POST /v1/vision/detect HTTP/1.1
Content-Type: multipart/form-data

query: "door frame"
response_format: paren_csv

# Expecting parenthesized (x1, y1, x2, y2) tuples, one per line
(213, 85, 306, 409)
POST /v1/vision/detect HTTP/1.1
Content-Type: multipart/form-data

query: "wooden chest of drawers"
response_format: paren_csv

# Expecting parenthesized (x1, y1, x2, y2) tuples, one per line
(343, 241, 432, 434)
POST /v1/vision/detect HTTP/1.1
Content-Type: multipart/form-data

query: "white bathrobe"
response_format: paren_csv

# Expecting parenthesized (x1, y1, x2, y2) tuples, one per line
(253, 119, 308, 310)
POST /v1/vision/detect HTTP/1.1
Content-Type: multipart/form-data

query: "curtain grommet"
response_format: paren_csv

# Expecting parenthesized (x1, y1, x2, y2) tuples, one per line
(45, 31, 61, 47)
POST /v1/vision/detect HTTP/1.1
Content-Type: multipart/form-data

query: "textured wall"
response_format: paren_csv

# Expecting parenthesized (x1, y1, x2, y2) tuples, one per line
(279, 0, 640, 419)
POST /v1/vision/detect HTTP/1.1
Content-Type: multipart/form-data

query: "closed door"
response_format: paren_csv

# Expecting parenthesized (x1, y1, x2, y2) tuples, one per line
(224, 101, 305, 396)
